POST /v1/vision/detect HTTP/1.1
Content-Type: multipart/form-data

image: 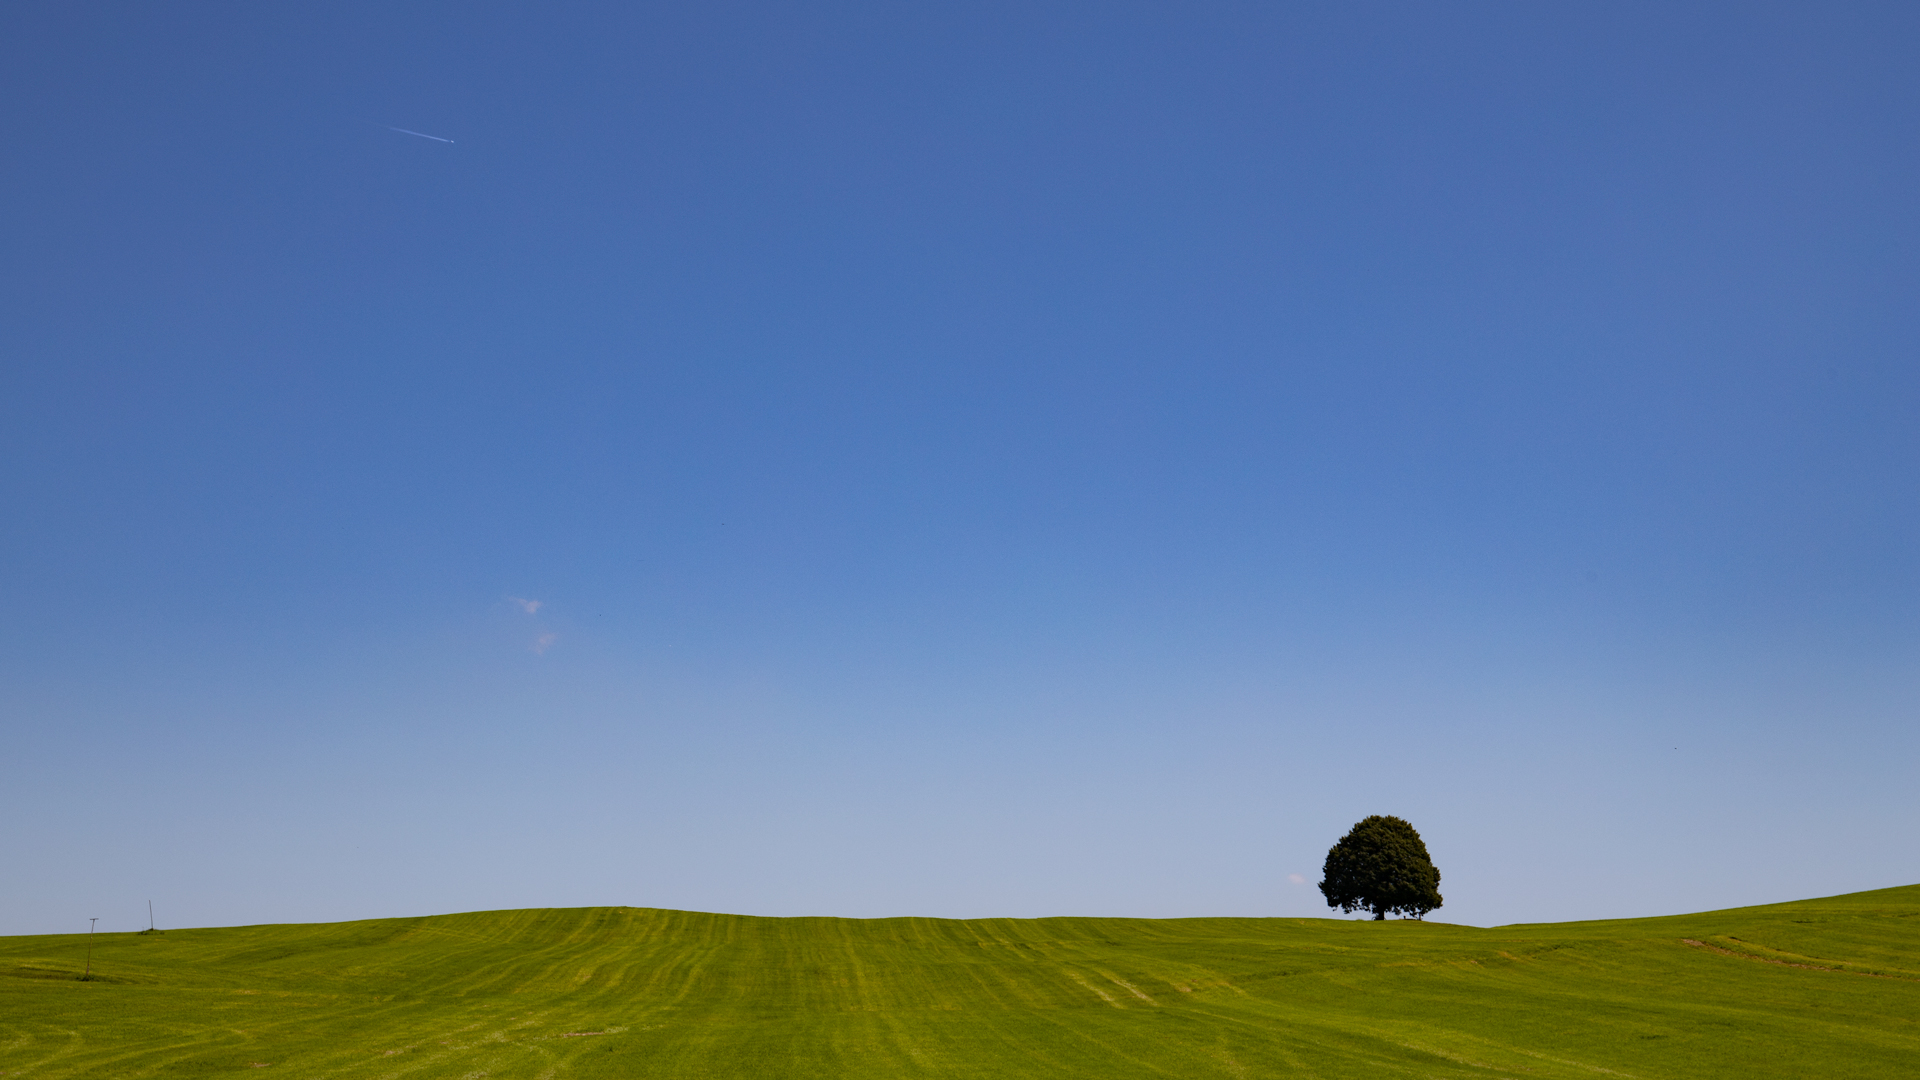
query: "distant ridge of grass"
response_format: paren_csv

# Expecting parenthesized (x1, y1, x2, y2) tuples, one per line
(3, 885, 1917, 1078)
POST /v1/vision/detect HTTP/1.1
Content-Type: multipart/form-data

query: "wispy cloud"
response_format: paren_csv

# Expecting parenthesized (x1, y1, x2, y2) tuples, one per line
(387, 126, 453, 144)
(532, 632, 557, 655)
(1288, 874, 1307, 885)
(509, 597, 543, 615)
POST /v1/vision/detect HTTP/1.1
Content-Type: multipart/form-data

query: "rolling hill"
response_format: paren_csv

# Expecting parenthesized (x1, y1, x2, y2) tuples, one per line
(3, 885, 1917, 1078)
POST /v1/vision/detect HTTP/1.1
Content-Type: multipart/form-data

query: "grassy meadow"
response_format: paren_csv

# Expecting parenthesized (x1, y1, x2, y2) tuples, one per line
(3, 885, 1917, 1078)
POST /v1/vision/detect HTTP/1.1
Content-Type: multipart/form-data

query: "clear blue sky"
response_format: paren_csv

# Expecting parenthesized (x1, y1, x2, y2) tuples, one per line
(4, 1, 1916, 935)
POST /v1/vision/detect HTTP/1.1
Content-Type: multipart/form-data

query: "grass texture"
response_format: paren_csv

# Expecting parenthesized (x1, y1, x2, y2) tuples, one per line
(3, 885, 1917, 1078)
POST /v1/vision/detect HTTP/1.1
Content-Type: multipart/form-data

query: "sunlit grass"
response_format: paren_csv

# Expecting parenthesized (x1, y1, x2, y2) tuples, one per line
(4, 885, 1916, 1077)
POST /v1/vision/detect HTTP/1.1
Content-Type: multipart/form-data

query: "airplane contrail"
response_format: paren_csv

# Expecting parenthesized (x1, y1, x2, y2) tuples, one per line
(387, 126, 454, 143)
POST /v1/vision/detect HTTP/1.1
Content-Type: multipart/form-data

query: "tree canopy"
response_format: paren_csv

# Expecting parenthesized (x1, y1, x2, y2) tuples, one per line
(1318, 815, 1443, 920)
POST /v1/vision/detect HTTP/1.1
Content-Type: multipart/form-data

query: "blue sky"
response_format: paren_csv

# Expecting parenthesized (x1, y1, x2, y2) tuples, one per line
(3, 1, 1916, 935)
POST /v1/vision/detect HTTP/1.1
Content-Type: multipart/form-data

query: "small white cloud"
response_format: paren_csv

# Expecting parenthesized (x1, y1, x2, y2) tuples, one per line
(509, 597, 543, 615)
(532, 632, 557, 655)
(1288, 874, 1307, 885)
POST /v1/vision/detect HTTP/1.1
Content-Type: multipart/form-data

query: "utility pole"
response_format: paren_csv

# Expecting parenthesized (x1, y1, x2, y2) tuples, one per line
(149, 901, 155, 931)
(84, 918, 98, 980)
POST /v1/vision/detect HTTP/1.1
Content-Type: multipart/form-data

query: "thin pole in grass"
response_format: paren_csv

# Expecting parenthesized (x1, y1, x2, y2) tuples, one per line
(84, 918, 97, 980)
(148, 900, 154, 931)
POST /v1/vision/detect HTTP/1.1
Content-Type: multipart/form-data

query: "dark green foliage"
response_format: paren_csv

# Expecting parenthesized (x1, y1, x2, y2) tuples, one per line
(1319, 814, 1444, 920)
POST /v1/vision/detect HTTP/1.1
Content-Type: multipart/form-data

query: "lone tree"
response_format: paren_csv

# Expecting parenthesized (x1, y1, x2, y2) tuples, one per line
(1318, 815, 1443, 920)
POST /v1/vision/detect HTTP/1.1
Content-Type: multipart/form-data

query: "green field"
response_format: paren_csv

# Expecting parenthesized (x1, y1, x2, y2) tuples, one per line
(4, 885, 1917, 1078)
